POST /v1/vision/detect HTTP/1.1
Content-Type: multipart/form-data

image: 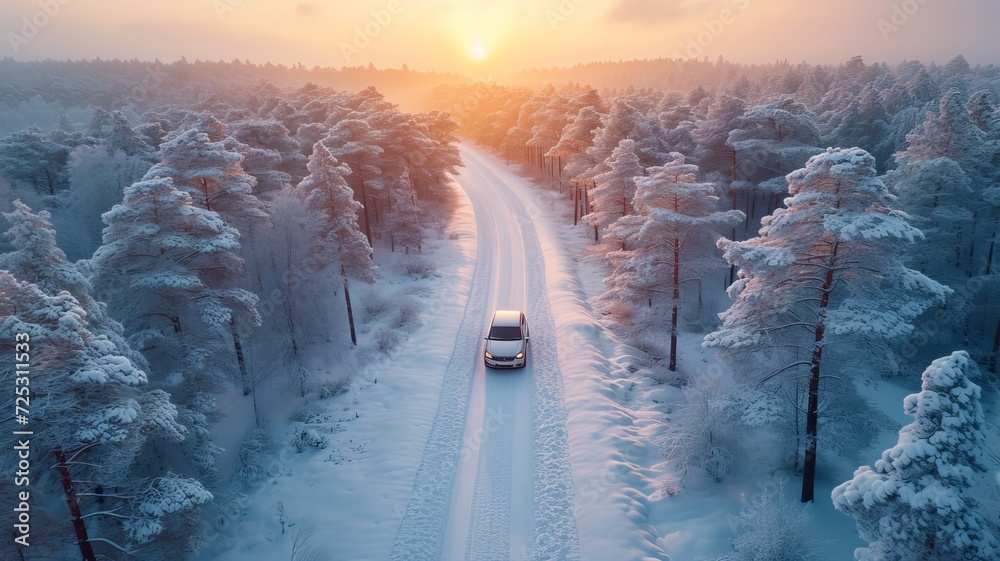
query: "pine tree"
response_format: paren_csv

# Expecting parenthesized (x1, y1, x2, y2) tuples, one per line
(692, 94, 746, 179)
(1, 200, 146, 370)
(832, 351, 998, 561)
(550, 106, 604, 158)
(585, 138, 644, 233)
(0, 271, 194, 551)
(299, 141, 376, 346)
(0, 271, 181, 469)
(887, 88, 1000, 363)
(105, 110, 154, 159)
(603, 154, 743, 370)
(143, 119, 266, 233)
(91, 176, 259, 471)
(92, 175, 258, 371)
(322, 118, 384, 249)
(0, 126, 70, 195)
(705, 148, 951, 502)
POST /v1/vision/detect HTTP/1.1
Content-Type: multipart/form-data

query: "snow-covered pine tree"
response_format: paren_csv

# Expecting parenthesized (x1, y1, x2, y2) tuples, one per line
(411, 110, 462, 204)
(142, 115, 266, 383)
(299, 141, 376, 345)
(142, 116, 266, 234)
(692, 94, 746, 180)
(585, 138, 644, 235)
(726, 95, 822, 184)
(323, 118, 385, 249)
(0, 200, 147, 370)
(725, 96, 823, 222)
(387, 170, 425, 254)
(223, 135, 291, 196)
(824, 84, 892, 171)
(603, 153, 743, 370)
(705, 148, 950, 502)
(92, 176, 258, 372)
(886, 88, 1000, 365)
(0, 271, 193, 554)
(227, 118, 307, 186)
(0, 125, 70, 196)
(576, 96, 669, 183)
(105, 110, 154, 160)
(832, 351, 998, 561)
(91, 176, 259, 472)
(547, 106, 605, 172)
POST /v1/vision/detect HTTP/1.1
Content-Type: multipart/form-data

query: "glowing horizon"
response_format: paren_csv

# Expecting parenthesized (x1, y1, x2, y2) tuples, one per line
(1, 0, 997, 78)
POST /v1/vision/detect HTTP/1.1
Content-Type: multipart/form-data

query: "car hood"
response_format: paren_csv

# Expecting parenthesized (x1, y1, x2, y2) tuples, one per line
(486, 339, 523, 357)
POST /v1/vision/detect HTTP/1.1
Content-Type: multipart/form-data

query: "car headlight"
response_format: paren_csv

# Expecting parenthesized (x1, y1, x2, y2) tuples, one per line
(515, 352, 524, 359)
(485, 351, 493, 359)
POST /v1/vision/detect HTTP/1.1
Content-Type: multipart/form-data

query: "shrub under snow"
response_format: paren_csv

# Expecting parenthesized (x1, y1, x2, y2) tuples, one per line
(718, 478, 820, 561)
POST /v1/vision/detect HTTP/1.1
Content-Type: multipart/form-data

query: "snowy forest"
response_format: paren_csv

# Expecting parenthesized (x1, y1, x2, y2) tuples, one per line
(0, 58, 463, 559)
(433, 53, 1000, 559)
(1, 51, 999, 561)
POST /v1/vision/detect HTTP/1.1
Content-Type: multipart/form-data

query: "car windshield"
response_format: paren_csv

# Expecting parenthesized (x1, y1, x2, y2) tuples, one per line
(488, 326, 522, 340)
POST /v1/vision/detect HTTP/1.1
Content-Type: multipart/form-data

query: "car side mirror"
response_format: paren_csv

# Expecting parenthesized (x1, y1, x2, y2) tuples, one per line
(483, 336, 488, 340)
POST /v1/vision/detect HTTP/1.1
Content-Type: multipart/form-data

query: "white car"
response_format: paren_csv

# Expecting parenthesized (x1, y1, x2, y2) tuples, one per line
(484, 310, 529, 369)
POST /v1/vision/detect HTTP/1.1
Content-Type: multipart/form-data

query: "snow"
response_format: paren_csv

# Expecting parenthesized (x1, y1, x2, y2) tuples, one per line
(198, 159, 479, 561)
(197, 144, 678, 561)
(193, 144, 954, 561)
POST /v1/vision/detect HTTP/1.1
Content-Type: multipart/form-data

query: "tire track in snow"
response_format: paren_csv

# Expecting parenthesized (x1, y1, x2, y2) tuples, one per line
(464, 148, 582, 561)
(461, 157, 518, 561)
(393, 147, 582, 561)
(388, 175, 492, 561)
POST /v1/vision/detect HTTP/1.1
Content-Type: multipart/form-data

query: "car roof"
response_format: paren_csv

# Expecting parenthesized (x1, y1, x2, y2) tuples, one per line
(492, 310, 523, 326)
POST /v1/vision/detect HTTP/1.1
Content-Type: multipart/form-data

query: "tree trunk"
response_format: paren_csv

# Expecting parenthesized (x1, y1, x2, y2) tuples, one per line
(54, 448, 98, 561)
(669, 236, 680, 372)
(573, 184, 579, 225)
(250, 354, 261, 427)
(344, 277, 357, 346)
(360, 179, 373, 251)
(45, 167, 55, 195)
(793, 381, 802, 475)
(802, 250, 836, 503)
(230, 317, 250, 396)
(200, 178, 212, 211)
(990, 314, 1000, 375)
(986, 238, 995, 276)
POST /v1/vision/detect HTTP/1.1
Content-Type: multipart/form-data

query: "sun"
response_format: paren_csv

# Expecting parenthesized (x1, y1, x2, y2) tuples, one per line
(469, 40, 488, 61)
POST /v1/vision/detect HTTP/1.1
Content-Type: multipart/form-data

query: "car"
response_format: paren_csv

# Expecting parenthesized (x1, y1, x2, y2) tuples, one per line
(484, 310, 529, 369)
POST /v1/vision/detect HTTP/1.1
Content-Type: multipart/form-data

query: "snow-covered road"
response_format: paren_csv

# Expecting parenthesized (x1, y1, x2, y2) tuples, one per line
(205, 144, 671, 561)
(391, 146, 581, 560)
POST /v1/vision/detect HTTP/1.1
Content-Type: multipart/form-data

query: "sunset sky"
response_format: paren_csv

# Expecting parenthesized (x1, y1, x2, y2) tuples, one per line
(2, 0, 997, 77)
